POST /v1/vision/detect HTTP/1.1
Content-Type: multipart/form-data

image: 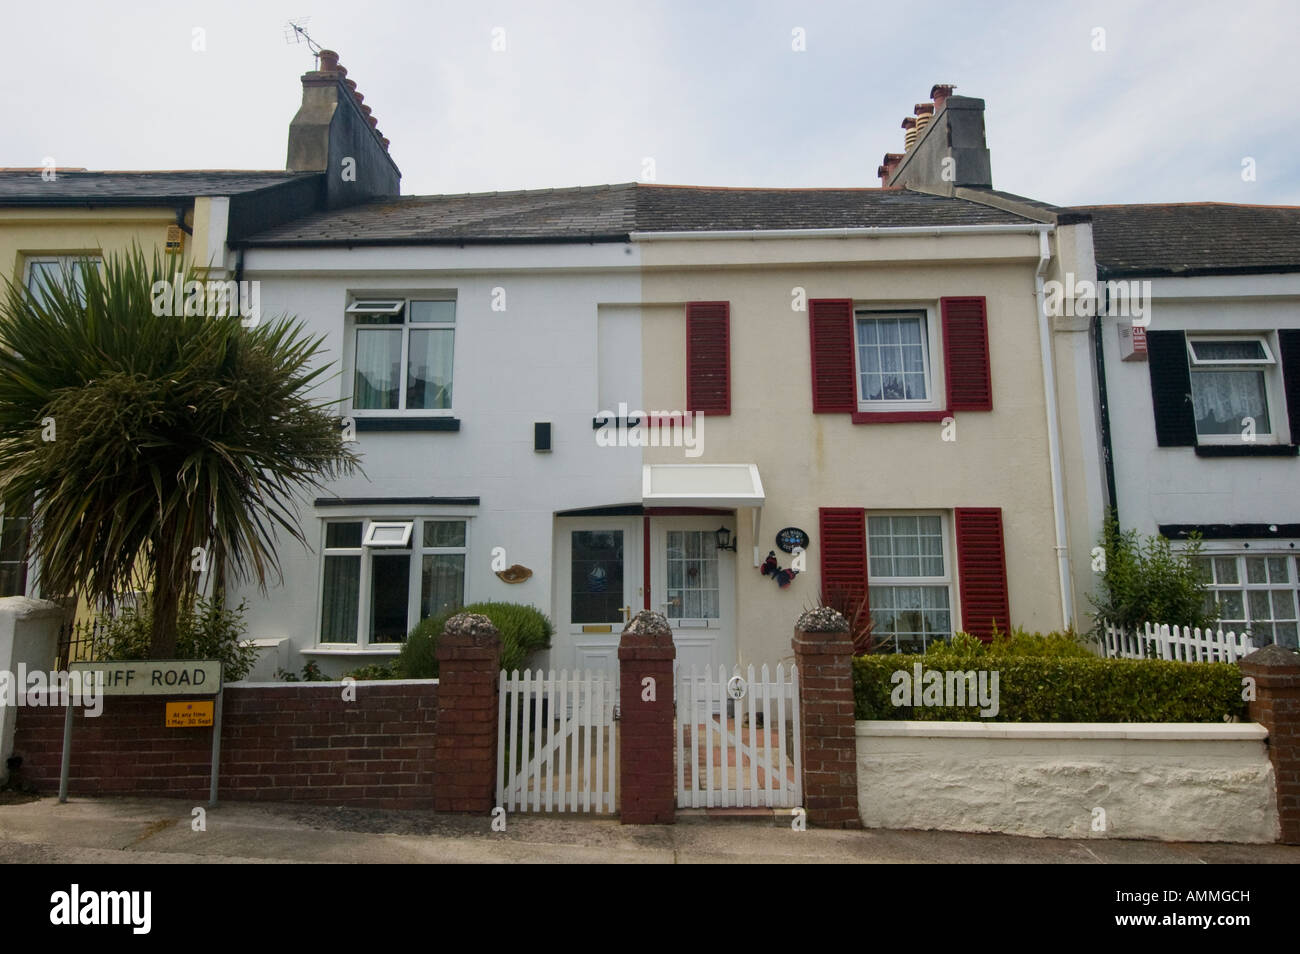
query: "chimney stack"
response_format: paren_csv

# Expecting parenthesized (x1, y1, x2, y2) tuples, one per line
(883, 84, 991, 192)
(286, 49, 401, 208)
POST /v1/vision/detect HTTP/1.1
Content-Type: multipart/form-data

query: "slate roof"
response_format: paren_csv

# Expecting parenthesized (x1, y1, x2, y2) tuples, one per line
(236, 183, 1035, 246)
(0, 170, 320, 205)
(1074, 203, 1300, 278)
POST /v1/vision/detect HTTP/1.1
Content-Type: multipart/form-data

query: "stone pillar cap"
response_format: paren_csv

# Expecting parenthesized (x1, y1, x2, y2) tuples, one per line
(795, 607, 849, 633)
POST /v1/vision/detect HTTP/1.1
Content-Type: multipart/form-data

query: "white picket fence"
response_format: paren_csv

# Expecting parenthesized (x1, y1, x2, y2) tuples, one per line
(676, 663, 802, 809)
(496, 669, 616, 814)
(1102, 622, 1256, 663)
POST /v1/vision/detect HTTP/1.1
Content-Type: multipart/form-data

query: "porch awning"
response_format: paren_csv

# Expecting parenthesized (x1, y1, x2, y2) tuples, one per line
(641, 463, 764, 508)
(642, 463, 767, 566)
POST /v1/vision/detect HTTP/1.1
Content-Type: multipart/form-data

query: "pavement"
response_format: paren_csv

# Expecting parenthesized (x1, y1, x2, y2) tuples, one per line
(1, 794, 1298, 863)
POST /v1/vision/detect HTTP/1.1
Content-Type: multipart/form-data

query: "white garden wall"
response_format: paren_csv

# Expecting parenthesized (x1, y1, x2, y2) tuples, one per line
(856, 721, 1278, 842)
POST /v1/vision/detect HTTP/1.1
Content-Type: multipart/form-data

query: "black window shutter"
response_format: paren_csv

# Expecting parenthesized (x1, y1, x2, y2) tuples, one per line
(1278, 330, 1300, 444)
(1146, 330, 1196, 447)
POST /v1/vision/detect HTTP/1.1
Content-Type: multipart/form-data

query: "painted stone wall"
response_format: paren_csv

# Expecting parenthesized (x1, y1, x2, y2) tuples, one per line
(856, 721, 1279, 842)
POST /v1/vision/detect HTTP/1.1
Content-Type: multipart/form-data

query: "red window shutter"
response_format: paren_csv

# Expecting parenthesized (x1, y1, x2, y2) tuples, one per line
(818, 507, 869, 615)
(809, 299, 856, 413)
(954, 507, 1011, 641)
(942, 296, 993, 412)
(686, 301, 730, 415)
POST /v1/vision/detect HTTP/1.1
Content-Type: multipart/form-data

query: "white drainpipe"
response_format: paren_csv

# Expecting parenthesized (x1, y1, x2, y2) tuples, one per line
(1035, 229, 1075, 630)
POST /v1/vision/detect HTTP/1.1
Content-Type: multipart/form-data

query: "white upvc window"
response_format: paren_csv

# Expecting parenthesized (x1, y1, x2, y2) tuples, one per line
(23, 255, 101, 308)
(853, 306, 943, 413)
(1196, 551, 1300, 650)
(1186, 335, 1282, 444)
(348, 297, 456, 414)
(318, 517, 468, 648)
(867, 512, 953, 653)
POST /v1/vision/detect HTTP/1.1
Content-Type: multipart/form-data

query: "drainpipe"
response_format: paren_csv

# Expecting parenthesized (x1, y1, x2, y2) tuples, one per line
(1034, 229, 1075, 630)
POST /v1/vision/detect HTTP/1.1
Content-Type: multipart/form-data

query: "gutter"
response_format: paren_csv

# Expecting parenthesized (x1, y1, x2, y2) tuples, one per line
(1033, 229, 1076, 631)
(631, 223, 1052, 241)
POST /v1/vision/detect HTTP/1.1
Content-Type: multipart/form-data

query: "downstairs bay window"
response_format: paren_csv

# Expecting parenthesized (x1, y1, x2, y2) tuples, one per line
(1196, 552, 1299, 649)
(867, 513, 953, 653)
(319, 518, 467, 648)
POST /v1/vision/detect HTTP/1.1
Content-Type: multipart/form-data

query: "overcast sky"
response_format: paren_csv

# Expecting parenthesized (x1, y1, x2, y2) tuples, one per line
(3, 0, 1296, 207)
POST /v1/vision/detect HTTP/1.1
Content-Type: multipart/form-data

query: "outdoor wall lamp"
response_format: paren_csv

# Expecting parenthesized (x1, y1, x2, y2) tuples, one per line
(715, 526, 737, 552)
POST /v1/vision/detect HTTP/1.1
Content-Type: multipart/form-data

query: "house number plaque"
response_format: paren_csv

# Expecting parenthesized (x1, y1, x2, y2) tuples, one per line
(726, 675, 747, 700)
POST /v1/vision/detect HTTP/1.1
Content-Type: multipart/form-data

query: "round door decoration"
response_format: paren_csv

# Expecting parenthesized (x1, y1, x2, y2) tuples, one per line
(776, 527, 809, 554)
(726, 674, 747, 700)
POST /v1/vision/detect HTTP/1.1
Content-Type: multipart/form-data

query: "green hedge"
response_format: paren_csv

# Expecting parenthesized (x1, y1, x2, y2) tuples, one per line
(852, 654, 1246, 723)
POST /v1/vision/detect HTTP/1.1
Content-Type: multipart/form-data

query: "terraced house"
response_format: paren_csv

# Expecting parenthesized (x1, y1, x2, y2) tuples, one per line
(219, 72, 1108, 679)
(1081, 202, 1300, 648)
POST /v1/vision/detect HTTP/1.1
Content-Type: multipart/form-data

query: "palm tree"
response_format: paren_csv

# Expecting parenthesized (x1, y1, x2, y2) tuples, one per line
(0, 246, 360, 656)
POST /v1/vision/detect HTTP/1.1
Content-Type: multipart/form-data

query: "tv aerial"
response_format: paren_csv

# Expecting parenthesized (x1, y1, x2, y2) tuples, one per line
(284, 18, 323, 63)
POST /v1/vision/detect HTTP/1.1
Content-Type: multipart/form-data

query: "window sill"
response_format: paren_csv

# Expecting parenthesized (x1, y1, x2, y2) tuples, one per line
(1194, 444, 1298, 458)
(302, 646, 404, 655)
(852, 409, 951, 424)
(354, 417, 461, 432)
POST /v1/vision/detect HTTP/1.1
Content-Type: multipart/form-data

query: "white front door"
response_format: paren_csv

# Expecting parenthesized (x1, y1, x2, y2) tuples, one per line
(554, 518, 642, 682)
(651, 517, 736, 685)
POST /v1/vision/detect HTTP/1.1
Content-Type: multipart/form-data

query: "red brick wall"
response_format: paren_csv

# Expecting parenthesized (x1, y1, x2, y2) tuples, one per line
(10, 682, 438, 809)
(1242, 646, 1300, 844)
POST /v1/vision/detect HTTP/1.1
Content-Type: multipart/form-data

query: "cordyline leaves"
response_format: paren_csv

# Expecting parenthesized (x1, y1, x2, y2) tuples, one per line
(0, 245, 360, 654)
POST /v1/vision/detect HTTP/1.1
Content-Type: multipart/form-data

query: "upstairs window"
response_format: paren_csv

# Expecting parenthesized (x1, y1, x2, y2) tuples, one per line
(349, 298, 455, 413)
(855, 311, 935, 409)
(1187, 336, 1276, 441)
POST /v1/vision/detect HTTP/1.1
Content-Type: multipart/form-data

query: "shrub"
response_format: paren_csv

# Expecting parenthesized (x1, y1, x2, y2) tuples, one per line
(345, 663, 397, 680)
(927, 626, 1095, 660)
(393, 602, 553, 678)
(852, 652, 1245, 723)
(1090, 514, 1216, 634)
(815, 587, 880, 655)
(275, 661, 330, 682)
(96, 597, 258, 682)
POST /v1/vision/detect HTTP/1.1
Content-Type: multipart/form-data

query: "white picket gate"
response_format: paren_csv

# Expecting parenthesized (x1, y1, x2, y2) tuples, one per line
(1102, 621, 1256, 662)
(496, 669, 616, 814)
(676, 663, 801, 809)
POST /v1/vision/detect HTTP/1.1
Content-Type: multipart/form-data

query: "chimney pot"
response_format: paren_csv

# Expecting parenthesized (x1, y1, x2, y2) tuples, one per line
(344, 78, 358, 93)
(878, 152, 903, 186)
(354, 91, 365, 106)
(914, 103, 934, 117)
(368, 115, 379, 129)
(317, 50, 340, 72)
(930, 83, 955, 112)
(360, 103, 373, 118)
(381, 137, 391, 150)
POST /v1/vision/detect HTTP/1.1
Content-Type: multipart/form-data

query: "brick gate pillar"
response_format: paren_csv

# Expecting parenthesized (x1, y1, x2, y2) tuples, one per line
(792, 608, 861, 829)
(618, 610, 676, 824)
(1241, 644, 1300, 844)
(433, 612, 502, 813)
